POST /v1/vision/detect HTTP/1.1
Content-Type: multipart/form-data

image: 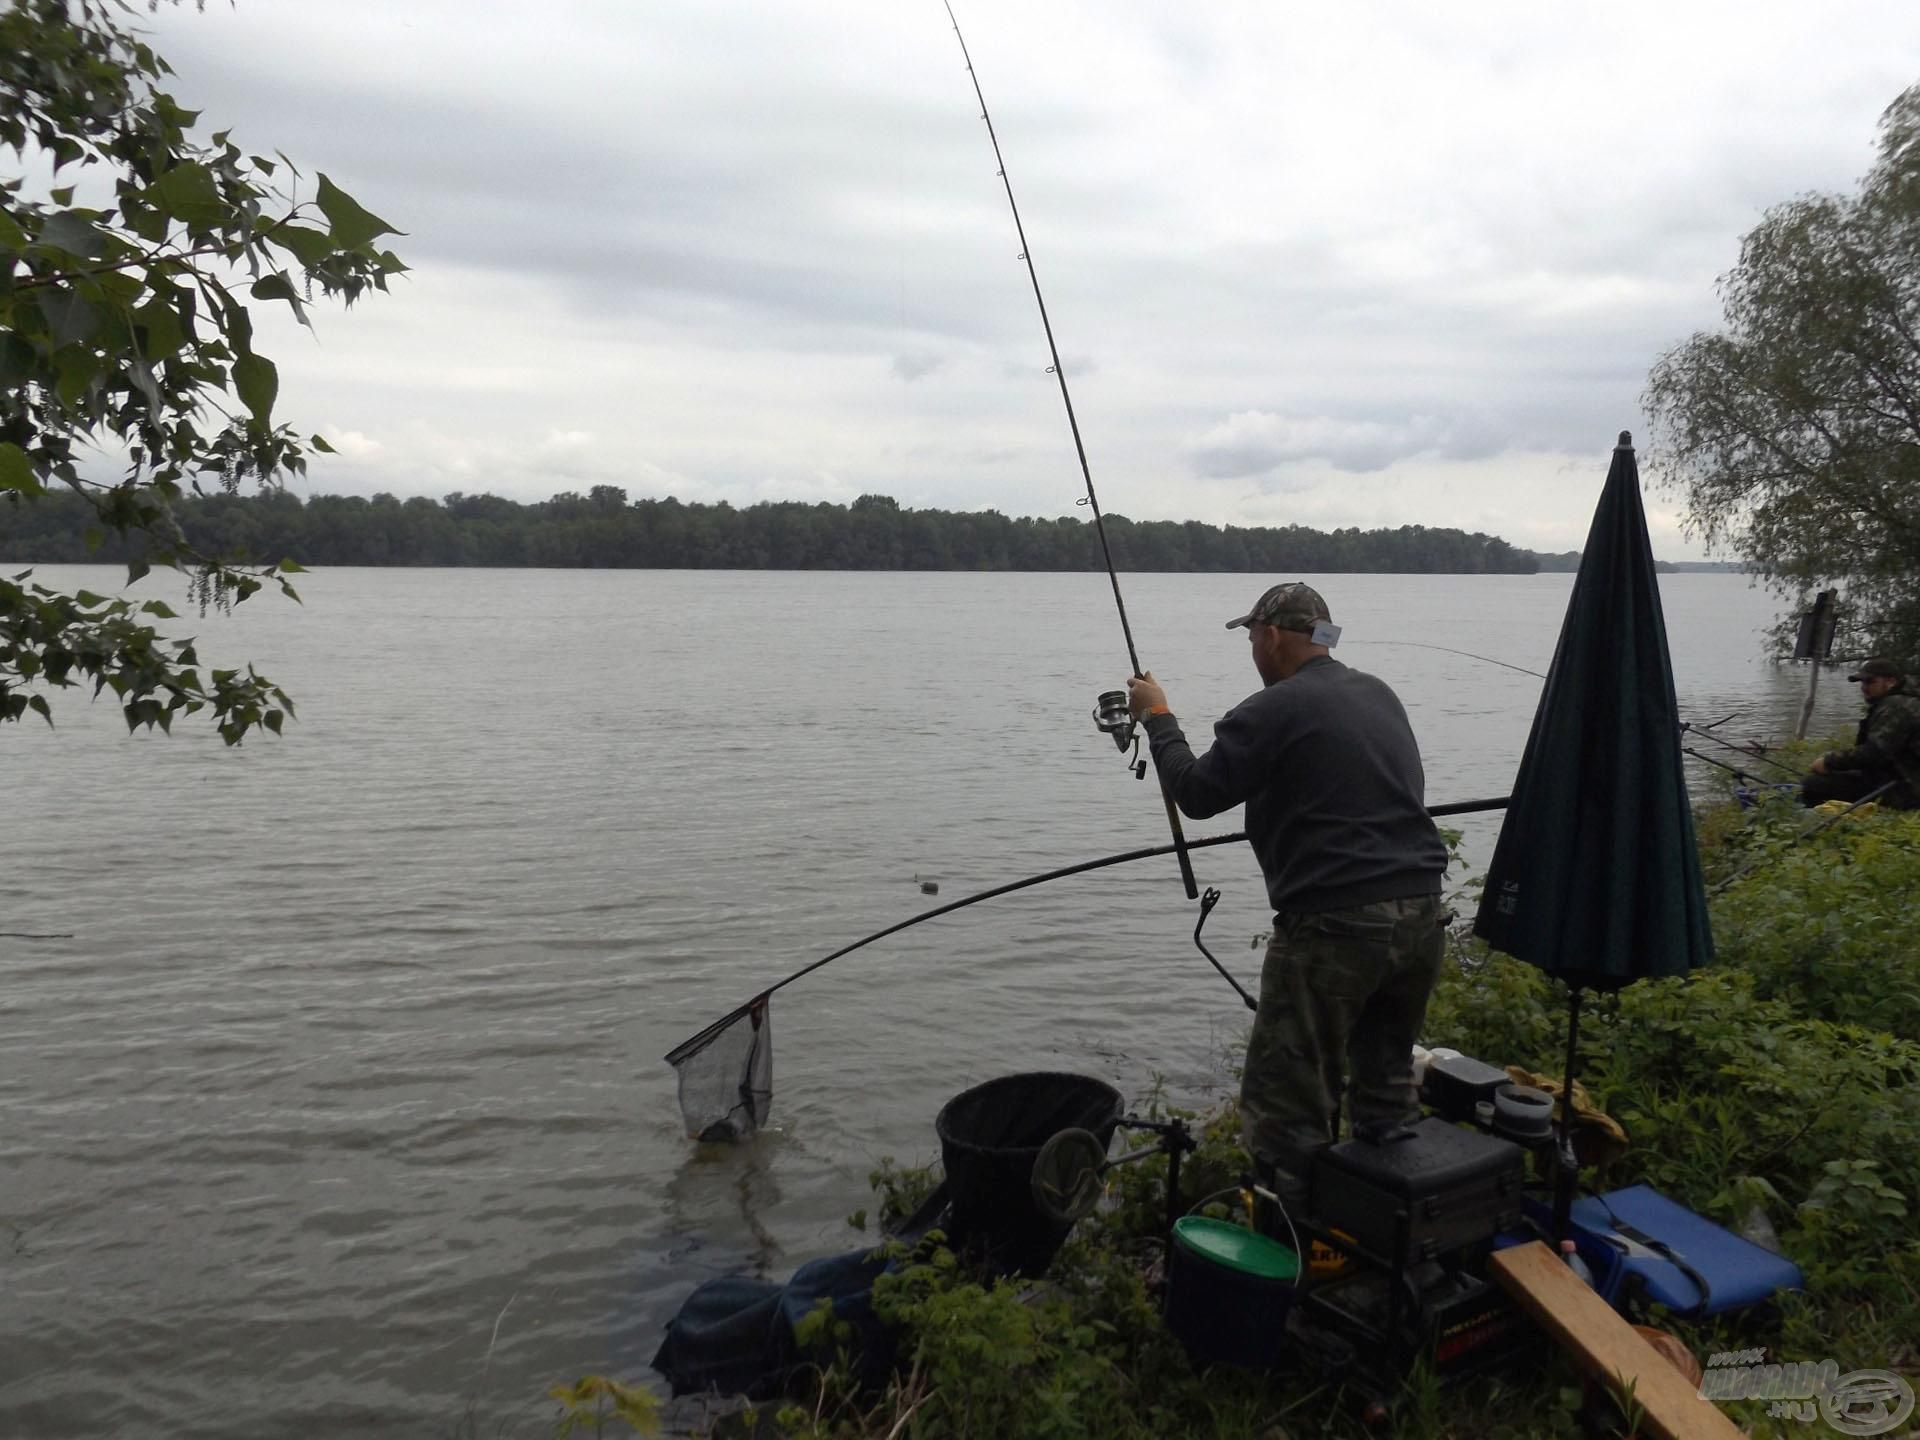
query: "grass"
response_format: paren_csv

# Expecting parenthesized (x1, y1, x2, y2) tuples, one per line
(578, 786, 1920, 1439)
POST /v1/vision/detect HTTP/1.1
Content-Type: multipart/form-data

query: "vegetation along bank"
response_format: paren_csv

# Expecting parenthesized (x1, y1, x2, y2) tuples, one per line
(557, 782, 1919, 1440)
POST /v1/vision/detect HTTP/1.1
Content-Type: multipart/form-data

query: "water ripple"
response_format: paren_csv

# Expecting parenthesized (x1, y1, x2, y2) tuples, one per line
(0, 567, 1842, 1438)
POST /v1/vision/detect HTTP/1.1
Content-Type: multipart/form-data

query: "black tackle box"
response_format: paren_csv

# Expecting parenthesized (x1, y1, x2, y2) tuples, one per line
(1421, 1052, 1510, 1121)
(1308, 1117, 1525, 1265)
(1302, 1262, 1539, 1379)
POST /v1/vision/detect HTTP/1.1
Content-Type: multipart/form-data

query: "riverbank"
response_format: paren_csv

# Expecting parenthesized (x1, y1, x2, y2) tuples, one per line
(610, 788, 1920, 1440)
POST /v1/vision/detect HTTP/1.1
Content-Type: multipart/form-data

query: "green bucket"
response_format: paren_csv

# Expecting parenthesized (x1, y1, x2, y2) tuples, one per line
(1166, 1216, 1299, 1367)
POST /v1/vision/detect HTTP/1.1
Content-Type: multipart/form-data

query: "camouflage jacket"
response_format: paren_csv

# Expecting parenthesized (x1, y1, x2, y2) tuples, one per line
(1826, 685, 1920, 796)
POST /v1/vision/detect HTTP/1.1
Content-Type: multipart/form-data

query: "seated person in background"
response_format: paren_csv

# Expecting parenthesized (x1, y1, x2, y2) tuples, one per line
(1801, 658, 1920, 809)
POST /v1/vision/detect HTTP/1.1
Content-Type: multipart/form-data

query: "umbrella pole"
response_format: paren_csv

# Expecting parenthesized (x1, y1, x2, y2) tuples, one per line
(1551, 986, 1585, 1241)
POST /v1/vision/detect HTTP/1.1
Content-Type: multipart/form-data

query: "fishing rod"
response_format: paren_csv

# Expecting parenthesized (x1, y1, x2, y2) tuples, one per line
(942, 3, 1199, 902)
(1679, 721, 1803, 778)
(1709, 780, 1896, 896)
(664, 794, 1513, 1065)
(1682, 745, 1776, 786)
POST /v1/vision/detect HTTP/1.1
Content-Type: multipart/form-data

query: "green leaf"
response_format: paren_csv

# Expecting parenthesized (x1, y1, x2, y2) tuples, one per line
(277, 558, 307, 573)
(263, 710, 283, 735)
(35, 210, 104, 257)
(127, 202, 168, 245)
(250, 273, 300, 304)
(126, 353, 162, 418)
(55, 346, 99, 405)
(267, 224, 333, 267)
(140, 600, 178, 618)
(232, 352, 278, 427)
(152, 161, 222, 222)
(135, 300, 187, 361)
(310, 434, 336, 454)
(71, 589, 107, 607)
(0, 443, 42, 496)
(0, 208, 27, 252)
(127, 558, 151, 586)
(27, 694, 51, 726)
(227, 303, 254, 356)
(315, 173, 398, 249)
(40, 292, 101, 347)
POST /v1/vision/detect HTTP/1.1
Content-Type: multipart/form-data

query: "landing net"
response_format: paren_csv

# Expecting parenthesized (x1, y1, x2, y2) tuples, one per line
(666, 995, 773, 1141)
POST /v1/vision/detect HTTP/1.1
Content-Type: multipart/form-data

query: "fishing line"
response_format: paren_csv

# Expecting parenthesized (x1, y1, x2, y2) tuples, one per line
(1359, 639, 1548, 680)
(1367, 643, 1807, 780)
(941, 3, 1199, 901)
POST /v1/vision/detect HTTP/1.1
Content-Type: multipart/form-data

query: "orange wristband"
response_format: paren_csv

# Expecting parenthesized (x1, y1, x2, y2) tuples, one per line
(1147, 705, 1172, 718)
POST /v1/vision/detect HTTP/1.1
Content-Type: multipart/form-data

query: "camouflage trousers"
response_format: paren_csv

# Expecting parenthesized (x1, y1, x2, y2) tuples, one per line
(1240, 894, 1446, 1200)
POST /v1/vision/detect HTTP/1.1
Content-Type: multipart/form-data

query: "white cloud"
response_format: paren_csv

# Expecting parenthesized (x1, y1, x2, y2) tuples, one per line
(1186, 412, 1477, 477)
(118, 0, 1920, 561)
(319, 429, 383, 460)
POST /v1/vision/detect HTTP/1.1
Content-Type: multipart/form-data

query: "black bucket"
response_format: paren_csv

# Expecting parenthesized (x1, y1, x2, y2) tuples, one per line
(934, 1071, 1123, 1275)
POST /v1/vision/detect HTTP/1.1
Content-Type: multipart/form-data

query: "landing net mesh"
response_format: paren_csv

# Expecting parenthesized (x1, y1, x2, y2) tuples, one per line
(666, 996, 773, 1141)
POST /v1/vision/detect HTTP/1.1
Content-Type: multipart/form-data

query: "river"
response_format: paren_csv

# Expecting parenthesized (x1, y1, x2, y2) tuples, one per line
(0, 567, 1854, 1437)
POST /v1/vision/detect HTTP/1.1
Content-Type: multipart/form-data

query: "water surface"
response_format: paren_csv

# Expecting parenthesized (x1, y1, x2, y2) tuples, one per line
(0, 568, 1849, 1436)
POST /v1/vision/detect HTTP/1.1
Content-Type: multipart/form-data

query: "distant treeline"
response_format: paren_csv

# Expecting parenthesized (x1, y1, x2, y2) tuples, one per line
(1532, 549, 1746, 575)
(3, 487, 1544, 573)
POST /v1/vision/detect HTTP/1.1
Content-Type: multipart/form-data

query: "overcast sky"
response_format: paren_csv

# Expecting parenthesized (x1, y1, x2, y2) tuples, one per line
(127, 0, 1920, 557)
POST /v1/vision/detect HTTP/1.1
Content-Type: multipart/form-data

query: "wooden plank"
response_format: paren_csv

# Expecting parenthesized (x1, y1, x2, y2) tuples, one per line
(1489, 1241, 1746, 1440)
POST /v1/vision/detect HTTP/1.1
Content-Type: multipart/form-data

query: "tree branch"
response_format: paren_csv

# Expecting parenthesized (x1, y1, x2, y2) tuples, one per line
(14, 211, 297, 293)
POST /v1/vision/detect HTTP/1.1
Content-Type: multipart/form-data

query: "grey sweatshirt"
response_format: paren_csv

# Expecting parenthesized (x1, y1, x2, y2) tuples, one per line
(1143, 655, 1446, 913)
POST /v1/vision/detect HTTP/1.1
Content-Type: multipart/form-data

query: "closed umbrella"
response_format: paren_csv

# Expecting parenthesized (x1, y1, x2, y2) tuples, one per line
(1473, 431, 1715, 1234)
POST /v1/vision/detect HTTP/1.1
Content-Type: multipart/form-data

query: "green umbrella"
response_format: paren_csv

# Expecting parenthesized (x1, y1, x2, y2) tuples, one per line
(1473, 431, 1714, 1232)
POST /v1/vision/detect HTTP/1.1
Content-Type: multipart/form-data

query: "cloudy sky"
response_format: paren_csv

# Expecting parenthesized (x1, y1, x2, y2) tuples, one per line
(130, 0, 1920, 557)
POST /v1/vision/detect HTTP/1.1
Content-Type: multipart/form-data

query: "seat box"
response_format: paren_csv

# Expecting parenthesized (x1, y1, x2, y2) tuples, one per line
(1310, 1117, 1525, 1264)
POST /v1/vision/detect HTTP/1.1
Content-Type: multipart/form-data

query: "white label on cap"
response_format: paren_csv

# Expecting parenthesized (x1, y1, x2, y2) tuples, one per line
(1311, 621, 1341, 648)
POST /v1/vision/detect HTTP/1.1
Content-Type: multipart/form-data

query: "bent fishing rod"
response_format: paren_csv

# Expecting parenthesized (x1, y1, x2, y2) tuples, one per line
(664, 794, 1512, 1061)
(943, 3, 1199, 901)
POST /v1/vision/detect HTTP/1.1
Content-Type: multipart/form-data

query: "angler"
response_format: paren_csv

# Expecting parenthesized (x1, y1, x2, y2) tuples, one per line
(1127, 581, 1449, 1213)
(1800, 656, 1920, 809)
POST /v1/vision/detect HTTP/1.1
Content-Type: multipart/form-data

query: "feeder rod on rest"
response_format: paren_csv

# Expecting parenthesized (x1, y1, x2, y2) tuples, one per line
(664, 794, 1513, 1062)
(943, 1, 1198, 900)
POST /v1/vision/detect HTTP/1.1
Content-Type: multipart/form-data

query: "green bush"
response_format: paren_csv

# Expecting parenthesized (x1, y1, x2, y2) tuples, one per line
(591, 800, 1920, 1439)
(1426, 804, 1920, 1383)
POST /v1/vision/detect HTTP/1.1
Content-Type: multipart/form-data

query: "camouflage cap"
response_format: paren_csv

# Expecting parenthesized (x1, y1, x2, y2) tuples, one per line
(1224, 581, 1331, 633)
(1847, 657, 1903, 682)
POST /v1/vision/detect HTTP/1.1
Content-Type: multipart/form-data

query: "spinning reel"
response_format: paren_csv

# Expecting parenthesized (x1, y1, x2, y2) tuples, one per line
(1091, 690, 1148, 778)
